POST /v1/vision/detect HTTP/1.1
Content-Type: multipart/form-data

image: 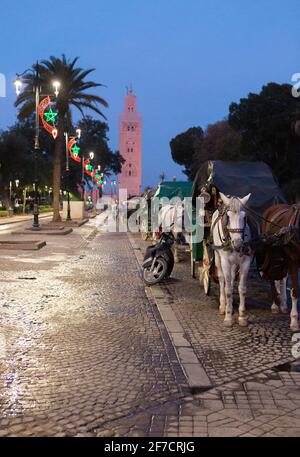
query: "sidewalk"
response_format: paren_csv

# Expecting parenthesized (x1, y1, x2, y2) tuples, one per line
(121, 232, 300, 437)
(0, 212, 53, 225)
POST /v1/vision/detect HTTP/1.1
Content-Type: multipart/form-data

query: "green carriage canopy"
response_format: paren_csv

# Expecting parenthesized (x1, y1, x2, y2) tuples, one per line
(192, 161, 286, 215)
(154, 181, 192, 200)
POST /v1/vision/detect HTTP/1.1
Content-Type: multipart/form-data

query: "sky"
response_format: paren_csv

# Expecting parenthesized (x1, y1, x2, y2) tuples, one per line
(0, 0, 299, 189)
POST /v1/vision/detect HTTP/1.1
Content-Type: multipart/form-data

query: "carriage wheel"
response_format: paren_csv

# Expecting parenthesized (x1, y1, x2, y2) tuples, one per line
(190, 250, 196, 278)
(202, 241, 211, 295)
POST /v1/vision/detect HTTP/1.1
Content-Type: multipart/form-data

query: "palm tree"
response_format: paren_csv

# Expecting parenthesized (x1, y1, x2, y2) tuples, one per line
(15, 55, 108, 222)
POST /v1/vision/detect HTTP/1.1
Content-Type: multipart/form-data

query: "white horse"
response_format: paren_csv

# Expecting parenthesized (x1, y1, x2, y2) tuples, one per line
(212, 193, 253, 327)
(158, 202, 187, 262)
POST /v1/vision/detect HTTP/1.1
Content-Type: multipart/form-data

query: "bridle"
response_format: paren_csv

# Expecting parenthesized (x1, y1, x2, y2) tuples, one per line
(212, 202, 250, 254)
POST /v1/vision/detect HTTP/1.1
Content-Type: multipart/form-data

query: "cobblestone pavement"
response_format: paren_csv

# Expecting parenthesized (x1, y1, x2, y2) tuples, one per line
(97, 369, 300, 437)
(124, 233, 300, 437)
(0, 221, 187, 437)
(0, 220, 300, 437)
(133, 235, 298, 386)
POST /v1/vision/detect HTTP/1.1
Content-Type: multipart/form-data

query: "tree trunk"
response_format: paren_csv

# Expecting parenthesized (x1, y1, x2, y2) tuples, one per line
(52, 118, 64, 222)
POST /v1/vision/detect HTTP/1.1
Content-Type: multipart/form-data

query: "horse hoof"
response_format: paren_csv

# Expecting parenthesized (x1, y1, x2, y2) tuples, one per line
(271, 306, 280, 314)
(238, 317, 248, 327)
(280, 308, 289, 315)
(224, 319, 233, 327)
(219, 307, 225, 315)
(290, 323, 300, 332)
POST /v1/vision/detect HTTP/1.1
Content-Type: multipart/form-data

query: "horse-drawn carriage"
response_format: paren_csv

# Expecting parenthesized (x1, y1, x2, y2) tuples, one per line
(190, 160, 286, 295)
(141, 181, 192, 241)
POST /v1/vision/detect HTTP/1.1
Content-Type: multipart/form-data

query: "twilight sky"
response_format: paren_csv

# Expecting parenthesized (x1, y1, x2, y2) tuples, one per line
(0, 0, 299, 189)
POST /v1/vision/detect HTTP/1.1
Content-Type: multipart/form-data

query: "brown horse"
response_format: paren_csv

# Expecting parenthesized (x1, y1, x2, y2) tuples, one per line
(262, 204, 300, 331)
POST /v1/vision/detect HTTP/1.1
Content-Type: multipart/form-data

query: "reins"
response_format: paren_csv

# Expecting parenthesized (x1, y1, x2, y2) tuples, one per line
(242, 204, 285, 230)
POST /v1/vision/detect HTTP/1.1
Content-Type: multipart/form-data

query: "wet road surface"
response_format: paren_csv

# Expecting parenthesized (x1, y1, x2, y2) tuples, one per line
(0, 225, 186, 436)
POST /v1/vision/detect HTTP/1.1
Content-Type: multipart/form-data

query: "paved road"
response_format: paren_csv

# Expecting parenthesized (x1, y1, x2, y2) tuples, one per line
(0, 219, 299, 437)
(0, 222, 186, 436)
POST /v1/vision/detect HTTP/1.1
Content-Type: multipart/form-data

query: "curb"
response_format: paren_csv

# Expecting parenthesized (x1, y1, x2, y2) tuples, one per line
(127, 232, 213, 393)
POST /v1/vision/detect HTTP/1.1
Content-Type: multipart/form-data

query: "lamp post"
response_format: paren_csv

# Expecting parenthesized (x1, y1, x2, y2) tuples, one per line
(9, 181, 12, 210)
(64, 129, 81, 221)
(64, 132, 72, 221)
(81, 151, 94, 203)
(14, 64, 60, 229)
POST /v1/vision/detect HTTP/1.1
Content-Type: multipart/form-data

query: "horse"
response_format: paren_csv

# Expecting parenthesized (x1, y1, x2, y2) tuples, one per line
(261, 203, 300, 331)
(157, 202, 188, 263)
(212, 193, 252, 327)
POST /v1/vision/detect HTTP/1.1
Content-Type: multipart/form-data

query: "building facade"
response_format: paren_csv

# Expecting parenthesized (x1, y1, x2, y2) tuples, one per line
(118, 88, 142, 197)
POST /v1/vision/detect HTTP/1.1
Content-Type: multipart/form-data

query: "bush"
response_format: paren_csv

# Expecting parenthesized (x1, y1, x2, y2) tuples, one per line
(39, 206, 53, 213)
(0, 210, 9, 217)
(13, 206, 24, 214)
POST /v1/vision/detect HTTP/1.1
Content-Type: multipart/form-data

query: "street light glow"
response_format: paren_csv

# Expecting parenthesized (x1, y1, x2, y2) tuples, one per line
(14, 79, 22, 96)
(89, 151, 94, 160)
(76, 128, 81, 139)
(52, 80, 60, 97)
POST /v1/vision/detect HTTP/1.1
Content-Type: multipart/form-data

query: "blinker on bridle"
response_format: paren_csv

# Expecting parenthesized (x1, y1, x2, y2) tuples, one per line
(223, 205, 247, 236)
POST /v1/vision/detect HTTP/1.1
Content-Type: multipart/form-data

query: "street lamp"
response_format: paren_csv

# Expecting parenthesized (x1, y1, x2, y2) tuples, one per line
(9, 181, 12, 209)
(14, 79, 22, 96)
(14, 63, 60, 229)
(81, 151, 95, 202)
(52, 81, 60, 98)
(64, 132, 72, 221)
(64, 128, 82, 221)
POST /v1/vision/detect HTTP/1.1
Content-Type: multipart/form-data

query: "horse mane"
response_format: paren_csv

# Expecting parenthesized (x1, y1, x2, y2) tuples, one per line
(228, 197, 243, 213)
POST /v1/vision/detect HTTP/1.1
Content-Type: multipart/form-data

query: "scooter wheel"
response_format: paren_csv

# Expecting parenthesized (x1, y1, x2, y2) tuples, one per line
(142, 256, 168, 285)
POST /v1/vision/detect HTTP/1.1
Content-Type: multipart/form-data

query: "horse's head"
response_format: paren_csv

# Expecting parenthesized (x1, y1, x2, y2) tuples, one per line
(219, 193, 251, 250)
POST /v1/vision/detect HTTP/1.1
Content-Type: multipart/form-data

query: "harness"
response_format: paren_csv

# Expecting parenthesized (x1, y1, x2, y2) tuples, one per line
(209, 203, 251, 256)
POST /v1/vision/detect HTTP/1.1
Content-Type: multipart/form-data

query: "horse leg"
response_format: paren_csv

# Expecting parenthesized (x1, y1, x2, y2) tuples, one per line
(221, 258, 233, 327)
(231, 264, 236, 290)
(238, 256, 251, 327)
(215, 252, 226, 315)
(278, 276, 288, 313)
(173, 243, 179, 263)
(289, 266, 299, 332)
(271, 280, 280, 314)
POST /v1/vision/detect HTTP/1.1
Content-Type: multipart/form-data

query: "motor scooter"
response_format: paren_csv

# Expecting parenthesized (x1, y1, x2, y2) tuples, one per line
(142, 232, 175, 285)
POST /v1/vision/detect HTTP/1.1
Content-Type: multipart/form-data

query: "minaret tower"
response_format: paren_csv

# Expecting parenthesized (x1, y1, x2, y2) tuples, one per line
(118, 87, 142, 197)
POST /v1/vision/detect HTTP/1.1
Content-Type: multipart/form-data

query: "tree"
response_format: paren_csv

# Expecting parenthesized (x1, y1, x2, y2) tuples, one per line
(229, 82, 300, 190)
(62, 117, 124, 198)
(15, 55, 108, 221)
(0, 118, 53, 207)
(191, 120, 241, 176)
(77, 117, 124, 174)
(169, 127, 203, 179)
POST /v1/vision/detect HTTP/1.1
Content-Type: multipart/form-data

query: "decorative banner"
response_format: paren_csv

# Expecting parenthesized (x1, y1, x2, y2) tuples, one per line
(84, 158, 94, 177)
(68, 138, 81, 163)
(38, 96, 58, 138)
(93, 171, 104, 187)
